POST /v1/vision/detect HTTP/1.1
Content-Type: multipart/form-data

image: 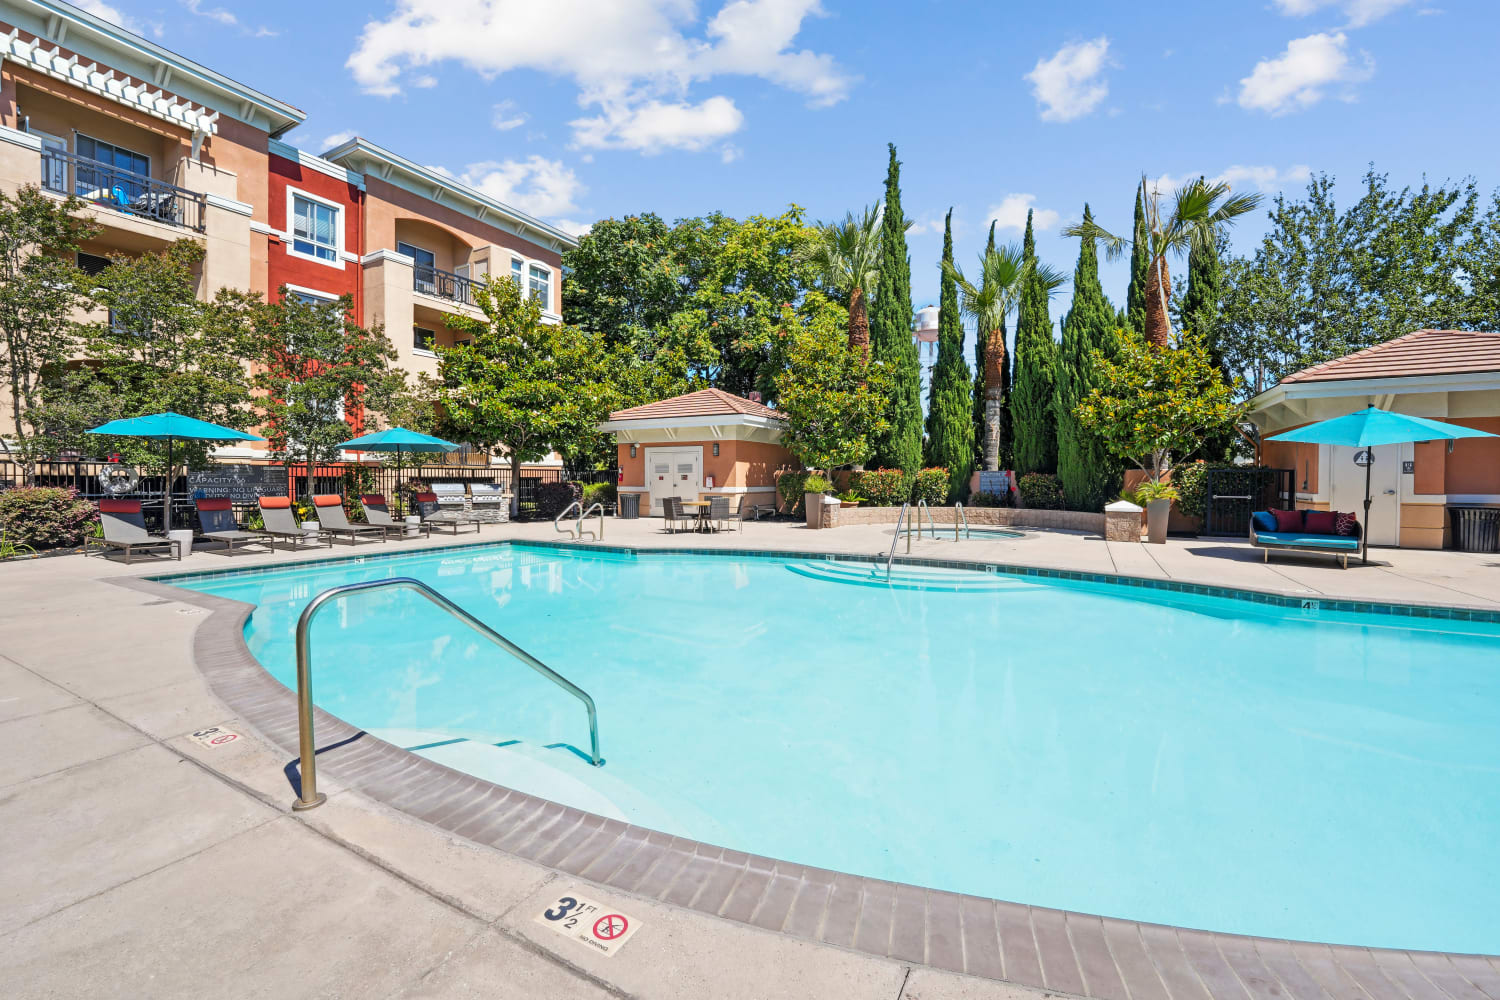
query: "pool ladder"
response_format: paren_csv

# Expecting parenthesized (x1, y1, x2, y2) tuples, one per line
(290, 577, 604, 812)
(554, 500, 605, 540)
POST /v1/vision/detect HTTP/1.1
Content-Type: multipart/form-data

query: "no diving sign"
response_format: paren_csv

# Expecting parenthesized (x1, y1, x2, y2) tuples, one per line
(188, 726, 241, 748)
(533, 891, 640, 956)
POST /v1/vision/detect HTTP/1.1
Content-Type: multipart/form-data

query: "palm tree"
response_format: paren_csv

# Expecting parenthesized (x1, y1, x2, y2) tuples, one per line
(943, 244, 1066, 471)
(797, 204, 884, 361)
(1065, 176, 1261, 348)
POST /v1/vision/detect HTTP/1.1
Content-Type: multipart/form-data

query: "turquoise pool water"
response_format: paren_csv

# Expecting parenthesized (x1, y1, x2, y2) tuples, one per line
(174, 543, 1500, 953)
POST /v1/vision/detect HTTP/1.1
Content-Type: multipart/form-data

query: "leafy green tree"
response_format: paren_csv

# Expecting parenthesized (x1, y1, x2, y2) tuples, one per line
(56, 241, 257, 472)
(1055, 205, 1122, 512)
(0, 186, 98, 479)
(1075, 326, 1245, 486)
(561, 213, 684, 347)
(924, 209, 974, 498)
(796, 203, 884, 359)
(1010, 210, 1065, 475)
(1070, 177, 1260, 348)
(432, 276, 614, 515)
(868, 143, 922, 474)
(249, 288, 405, 483)
(774, 308, 892, 477)
(1175, 219, 1234, 460)
(1126, 181, 1149, 336)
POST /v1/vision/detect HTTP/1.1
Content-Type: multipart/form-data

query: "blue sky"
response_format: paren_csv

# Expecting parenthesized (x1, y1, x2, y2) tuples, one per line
(85, 0, 1492, 322)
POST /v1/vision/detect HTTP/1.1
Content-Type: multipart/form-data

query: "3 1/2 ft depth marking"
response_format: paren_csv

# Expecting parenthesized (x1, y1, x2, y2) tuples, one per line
(534, 891, 640, 956)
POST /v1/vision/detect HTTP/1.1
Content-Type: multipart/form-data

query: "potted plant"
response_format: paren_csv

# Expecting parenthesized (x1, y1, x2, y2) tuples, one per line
(836, 490, 864, 508)
(1128, 480, 1180, 544)
(802, 474, 834, 529)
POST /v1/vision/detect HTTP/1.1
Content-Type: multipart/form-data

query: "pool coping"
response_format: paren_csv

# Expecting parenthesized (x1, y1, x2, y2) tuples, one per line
(124, 540, 1500, 1000)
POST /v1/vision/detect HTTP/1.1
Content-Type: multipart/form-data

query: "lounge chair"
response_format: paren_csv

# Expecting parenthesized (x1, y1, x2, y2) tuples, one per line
(414, 492, 481, 534)
(194, 498, 265, 556)
(362, 494, 430, 540)
(312, 494, 387, 545)
(255, 497, 324, 550)
(1250, 509, 1361, 569)
(86, 499, 182, 564)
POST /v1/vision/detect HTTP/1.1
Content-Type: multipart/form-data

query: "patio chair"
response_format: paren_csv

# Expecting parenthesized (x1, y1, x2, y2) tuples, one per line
(86, 499, 181, 564)
(194, 498, 266, 556)
(312, 494, 387, 545)
(413, 492, 481, 534)
(708, 495, 732, 532)
(362, 494, 430, 540)
(661, 496, 692, 533)
(722, 495, 759, 532)
(255, 497, 325, 550)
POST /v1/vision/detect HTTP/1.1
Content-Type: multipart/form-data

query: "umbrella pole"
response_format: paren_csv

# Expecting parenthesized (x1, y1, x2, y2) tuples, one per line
(164, 435, 173, 533)
(1361, 452, 1372, 565)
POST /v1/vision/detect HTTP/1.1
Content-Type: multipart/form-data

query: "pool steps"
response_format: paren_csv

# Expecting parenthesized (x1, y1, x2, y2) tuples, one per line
(787, 560, 1041, 593)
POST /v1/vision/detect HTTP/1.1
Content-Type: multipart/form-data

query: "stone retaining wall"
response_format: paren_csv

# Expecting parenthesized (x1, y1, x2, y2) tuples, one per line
(831, 504, 1104, 534)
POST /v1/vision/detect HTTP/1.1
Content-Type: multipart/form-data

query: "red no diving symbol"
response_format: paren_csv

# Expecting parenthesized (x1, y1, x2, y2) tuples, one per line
(593, 914, 628, 940)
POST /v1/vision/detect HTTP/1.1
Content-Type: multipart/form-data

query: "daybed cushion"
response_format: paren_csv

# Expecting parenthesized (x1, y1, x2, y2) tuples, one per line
(1304, 509, 1337, 534)
(1255, 531, 1360, 550)
(1250, 511, 1277, 533)
(1271, 508, 1305, 532)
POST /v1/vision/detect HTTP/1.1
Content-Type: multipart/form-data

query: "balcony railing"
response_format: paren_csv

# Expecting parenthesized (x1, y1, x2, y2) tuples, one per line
(413, 264, 477, 306)
(40, 148, 206, 233)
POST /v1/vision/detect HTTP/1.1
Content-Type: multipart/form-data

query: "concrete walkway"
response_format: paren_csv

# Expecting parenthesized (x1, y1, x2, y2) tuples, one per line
(1, 519, 1496, 998)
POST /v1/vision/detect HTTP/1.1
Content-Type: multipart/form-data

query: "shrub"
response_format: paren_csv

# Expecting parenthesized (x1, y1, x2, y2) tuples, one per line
(969, 491, 1005, 508)
(847, 468, 907, 507)
(340, 465, 376, 523)
(535, 480, 583, 520)
(1124, 480, 1180, 505)
(910, 467, 949, 506)
(0, 486, 99, 547)
(581, 481, 617, 508)
(1017, 473, 1065, 510)
(802, 473, 834, 494)
(777, 471, 812, 514)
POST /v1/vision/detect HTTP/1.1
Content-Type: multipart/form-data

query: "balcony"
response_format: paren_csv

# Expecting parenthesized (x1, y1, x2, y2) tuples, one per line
(413, 263, 477, 307)
(40, 148, 206, 233)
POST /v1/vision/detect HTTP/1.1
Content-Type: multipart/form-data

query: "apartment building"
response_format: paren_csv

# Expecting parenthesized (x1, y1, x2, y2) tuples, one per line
(0, 0, 578, 460)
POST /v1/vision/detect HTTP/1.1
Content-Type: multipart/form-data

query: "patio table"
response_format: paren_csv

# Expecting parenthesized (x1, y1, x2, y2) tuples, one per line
(680, 500, 712, 532)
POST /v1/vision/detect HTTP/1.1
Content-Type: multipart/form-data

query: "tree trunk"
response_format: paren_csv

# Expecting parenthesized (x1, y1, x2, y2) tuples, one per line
(1145, 256, 1172, 348)
(981, 326, 1006, 471)
(510, 450, 522, 518)
(847, 286, 870, 363)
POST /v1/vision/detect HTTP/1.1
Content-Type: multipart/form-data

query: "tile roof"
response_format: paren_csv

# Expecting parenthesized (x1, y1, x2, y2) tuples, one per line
(607, 388, 783, 423)
(1281, 329, 1500, 383)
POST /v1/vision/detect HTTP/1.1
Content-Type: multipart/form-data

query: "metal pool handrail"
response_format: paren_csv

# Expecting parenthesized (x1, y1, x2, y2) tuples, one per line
(579, 502, 605, 541)
(291, 577, 604, 811)
(886, 501, 910, 578)
(912, 499, 938, 542)
(954, 501, 970, 540)
(554, 499, 582, 538)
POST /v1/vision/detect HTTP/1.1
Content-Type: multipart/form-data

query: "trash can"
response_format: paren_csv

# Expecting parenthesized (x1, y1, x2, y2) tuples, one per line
(619, 492, 640, 519)
(1450, 506, 1500, 552)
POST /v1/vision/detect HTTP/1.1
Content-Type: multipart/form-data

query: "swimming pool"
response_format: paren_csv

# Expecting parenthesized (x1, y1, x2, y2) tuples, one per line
(174, 542, 1500, 953)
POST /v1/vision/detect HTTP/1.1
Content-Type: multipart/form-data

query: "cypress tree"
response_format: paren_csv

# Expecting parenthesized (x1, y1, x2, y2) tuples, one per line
(1126, 181, 1150, 335)
(924, 209, 975, 498)
(1181, 225, 1234, 460)
(1055, 204, 1122, 511)
(1010, 210, 1059, 476)
(869, 143, 923, 474)
(972, 221, 996, 469)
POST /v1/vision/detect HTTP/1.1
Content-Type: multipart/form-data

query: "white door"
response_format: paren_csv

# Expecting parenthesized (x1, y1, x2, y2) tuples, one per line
(645, 448, 702, 515)
(1330, 444, 1401, 546)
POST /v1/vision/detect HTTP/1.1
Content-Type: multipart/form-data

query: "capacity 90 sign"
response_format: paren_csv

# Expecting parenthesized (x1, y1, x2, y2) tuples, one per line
(534, 891, 640, 957)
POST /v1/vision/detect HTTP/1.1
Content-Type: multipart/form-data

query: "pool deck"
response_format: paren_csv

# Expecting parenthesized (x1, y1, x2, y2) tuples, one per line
(2, 518, 1497, 999)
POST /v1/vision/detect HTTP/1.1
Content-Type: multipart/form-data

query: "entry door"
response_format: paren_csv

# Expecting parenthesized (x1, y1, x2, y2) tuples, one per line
(1330, 444, 1401, 546)
(646, 448, 702, 515)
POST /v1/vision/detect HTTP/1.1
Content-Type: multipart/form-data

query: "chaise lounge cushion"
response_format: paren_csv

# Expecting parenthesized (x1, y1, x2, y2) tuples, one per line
(1255, 531, 1360, 550)
(259, 496, 292, 509)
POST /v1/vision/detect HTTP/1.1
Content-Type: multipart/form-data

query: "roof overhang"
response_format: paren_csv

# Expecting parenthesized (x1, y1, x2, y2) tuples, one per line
(2, 1, 304, 136)
(598, 413, 787, 434)
(1249, 370, 1500, 428)
(322, 137, 579, 253)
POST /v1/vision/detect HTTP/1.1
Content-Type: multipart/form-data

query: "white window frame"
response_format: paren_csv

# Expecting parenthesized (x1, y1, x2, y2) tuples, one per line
(412, 325, 437, 358)
(281, 283, 340, 305)
(285, 187, 345, 270)
(528, 262, 552, 310)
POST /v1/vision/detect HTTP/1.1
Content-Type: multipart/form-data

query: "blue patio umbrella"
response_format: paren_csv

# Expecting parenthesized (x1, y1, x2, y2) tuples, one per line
(1266, 405, 1495, 563)
(336, 427, 459, 502)
(87, 412, 265, 531)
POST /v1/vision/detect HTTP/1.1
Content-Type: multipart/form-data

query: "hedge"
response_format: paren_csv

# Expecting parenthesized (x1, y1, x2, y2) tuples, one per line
(535, 480, 583, 520)
(847, 468, 906, 506)
(0, 487, 99, 547)
(1017, 473, 1065, 510)
(777, 471, 813, 515)
(910, 468, 949, 506)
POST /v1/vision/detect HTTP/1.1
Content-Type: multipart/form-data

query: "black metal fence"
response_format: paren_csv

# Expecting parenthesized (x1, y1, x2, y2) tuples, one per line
(413, 264, 477, 307)
(1203, 467, 1296, 536)
(41, 148, 206, 233)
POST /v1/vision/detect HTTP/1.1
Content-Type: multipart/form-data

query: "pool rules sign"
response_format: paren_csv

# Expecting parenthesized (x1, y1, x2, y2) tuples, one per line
(534, 890, 640, 957)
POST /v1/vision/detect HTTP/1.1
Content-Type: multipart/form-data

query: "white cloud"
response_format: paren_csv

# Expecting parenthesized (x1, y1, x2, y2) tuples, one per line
(570, 96, 743, 154)
(1237, 32, 1373, 115)
(719, 144, 742, 164)
(1271, 0, 1413, 28)
(491, 100, 528, 131)
(450, 156, 585, 218)
(1025, 37, 1111, 123)
(411, 74, 439, 88)
(1152, 164, 1312, 196)
(319, 131, 356, 151)
(181, 0, 278, 37)
(985, 195, 1059, 233)
(553, 218, 594, 238)
(74, 0, 143, 32)
(346, 0, 851, 157)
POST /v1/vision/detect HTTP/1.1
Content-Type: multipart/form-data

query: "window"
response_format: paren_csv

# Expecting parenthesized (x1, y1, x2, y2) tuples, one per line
(77, 252, 112, 277)
(528, 264, 550, 307)
(291, 193, 339, 263)
(510, 257, 523, 287)
(288, 289, 337, 306)
(413, 326, 435, 352)
(398, 241, 436, 293)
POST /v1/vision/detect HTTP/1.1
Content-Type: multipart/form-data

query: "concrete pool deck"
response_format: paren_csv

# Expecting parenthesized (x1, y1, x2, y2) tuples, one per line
(2, 518, 1498, 998)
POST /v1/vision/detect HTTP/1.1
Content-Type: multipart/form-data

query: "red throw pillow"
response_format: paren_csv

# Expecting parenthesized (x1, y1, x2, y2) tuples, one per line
(1335, 511, 1358, 536)
(1271, 508, 1305, 532)
(1304, 510, 1337, 535)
